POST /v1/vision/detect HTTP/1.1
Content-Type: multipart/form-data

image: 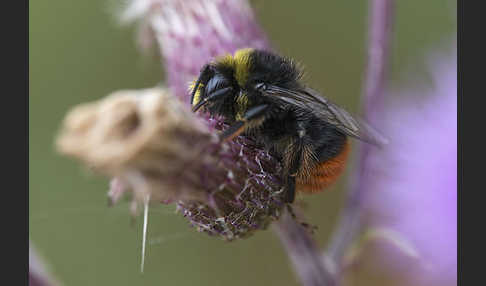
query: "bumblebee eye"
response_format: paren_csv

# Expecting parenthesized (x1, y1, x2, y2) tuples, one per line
(255, 83, 267, 91)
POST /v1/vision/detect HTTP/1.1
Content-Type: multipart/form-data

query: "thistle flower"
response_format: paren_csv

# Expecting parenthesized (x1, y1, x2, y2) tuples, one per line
(56, 87, 286, 240)
(115, 0, 286, 240)
(120, 0, 270, 101)
(344, 45, 457, 286)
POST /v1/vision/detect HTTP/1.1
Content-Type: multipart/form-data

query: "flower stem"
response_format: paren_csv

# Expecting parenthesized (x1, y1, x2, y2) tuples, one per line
(274, 208, 336, 286)
(326, 0, 395, 271)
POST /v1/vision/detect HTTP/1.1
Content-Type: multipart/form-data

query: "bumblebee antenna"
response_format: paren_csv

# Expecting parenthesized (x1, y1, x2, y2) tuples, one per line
(192, 87, 233, 112)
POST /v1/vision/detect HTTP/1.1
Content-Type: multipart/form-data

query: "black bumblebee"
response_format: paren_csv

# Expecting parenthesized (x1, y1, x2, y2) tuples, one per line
(190, 48, 387, 203)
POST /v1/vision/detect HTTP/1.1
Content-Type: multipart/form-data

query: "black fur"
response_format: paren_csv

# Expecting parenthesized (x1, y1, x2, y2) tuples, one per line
(246, 49, 303, 90)
(191, 49, 347, 203)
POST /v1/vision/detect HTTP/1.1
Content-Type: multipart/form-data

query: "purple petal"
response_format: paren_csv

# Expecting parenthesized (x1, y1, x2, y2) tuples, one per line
(361, 45, 457, 285)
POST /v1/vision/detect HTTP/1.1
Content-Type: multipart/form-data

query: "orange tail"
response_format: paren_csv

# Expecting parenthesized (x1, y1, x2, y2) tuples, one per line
(296, 140, 350, 194)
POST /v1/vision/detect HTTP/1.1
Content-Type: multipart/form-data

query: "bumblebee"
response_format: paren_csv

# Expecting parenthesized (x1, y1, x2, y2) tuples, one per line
(190, 48, 387, 203)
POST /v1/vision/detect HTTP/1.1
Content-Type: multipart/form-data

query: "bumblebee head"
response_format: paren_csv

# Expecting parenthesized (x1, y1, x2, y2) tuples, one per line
(190, 69, 236, 117)
(190, 49, 255, 118)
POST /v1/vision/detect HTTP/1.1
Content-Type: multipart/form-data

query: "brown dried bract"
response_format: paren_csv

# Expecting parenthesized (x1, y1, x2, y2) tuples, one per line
(56, 87, 217, 204)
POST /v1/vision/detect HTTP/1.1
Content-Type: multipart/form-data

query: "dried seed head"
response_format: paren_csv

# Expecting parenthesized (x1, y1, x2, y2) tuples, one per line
(57, 88, 213, 203)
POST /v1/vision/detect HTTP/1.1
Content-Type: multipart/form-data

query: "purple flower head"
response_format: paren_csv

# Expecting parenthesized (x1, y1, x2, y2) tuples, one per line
(356, 45, 457, 285)
(121, 0, 289, 240)
(121, 0, 271, 101)
(57, 0, 289, 240)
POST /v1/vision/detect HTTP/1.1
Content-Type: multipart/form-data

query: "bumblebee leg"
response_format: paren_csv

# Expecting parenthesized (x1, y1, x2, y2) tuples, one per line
(285, 175, 296, 203)
(192, 87, 233, 112)
(284, 138, 304, 203)
(220, 104, 269, 141)
(190, 64, 214, 105)
(285, 156, 301, 203)
(221, 121, 246, 141)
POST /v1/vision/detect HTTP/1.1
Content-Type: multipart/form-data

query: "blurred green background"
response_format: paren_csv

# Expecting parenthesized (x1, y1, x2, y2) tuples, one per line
(29, 1, 455, 285)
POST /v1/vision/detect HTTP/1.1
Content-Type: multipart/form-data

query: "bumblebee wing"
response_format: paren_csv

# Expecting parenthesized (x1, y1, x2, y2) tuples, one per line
(264, 85, 389, 147)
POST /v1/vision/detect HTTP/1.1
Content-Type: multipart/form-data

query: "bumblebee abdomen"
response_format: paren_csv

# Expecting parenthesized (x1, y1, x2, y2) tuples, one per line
(296, 139, 350, 194)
